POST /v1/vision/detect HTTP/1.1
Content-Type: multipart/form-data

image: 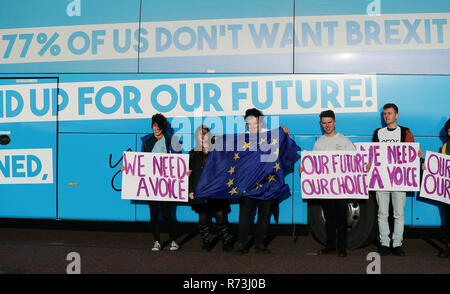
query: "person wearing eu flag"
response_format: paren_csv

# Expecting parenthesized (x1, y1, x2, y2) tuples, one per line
(236, 108, 296, 254)
(234, 108, 272, 254)
(192, 108, 300, 254)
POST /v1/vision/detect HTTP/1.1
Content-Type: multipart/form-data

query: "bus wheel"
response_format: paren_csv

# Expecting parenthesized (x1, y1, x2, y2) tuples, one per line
(307, 193, 378, 249)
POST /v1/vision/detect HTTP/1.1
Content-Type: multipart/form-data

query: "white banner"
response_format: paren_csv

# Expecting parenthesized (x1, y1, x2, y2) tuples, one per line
(420, 151, 450, 205)
(300, 150, 369, 199)
(355, 142, 420, 191)
(121, 151, 189, 202)
(1, 14, 449, 64)
(0, 74, 377, 123)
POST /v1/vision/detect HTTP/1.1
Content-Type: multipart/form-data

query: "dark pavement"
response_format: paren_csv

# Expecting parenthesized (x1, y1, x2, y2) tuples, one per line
(0, 219, 449, 276)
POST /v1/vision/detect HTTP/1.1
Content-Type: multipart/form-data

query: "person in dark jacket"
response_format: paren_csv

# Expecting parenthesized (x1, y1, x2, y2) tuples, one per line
(188, 125, 232, 252)
(438, 118, 450, 257)
(123, 113, 179, 251)
(145, 114, 180, 251)
(421, 118, 450, 257)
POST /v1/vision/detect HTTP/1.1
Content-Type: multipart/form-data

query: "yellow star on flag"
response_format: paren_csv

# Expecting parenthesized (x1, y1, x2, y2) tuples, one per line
(273, 162, 280, 172)
(255, 182, 262, 189)
(258, 138, 267, 145)
(229, 187, 238, 196)
(271, 138, 278, 146)
(228, 166, 235, 175)
(226, 178, 234, 187)
(267, 174, 276, 182)
(233, 152, 240, 161)
(243, 141, 250, 151)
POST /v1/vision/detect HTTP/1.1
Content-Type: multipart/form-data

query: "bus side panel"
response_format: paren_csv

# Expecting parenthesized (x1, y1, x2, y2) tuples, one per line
(292, 135, 317, 224)
(58, 133, 136, 221)
(0, 121, 57, 219)
(376, 75, 450, 138)
(0, 0, 141, 73)
(0, 78, 58, 219)
(139, 0, 294, 73)
(275, 167, 294, 225)
(294, 0, 450, 75)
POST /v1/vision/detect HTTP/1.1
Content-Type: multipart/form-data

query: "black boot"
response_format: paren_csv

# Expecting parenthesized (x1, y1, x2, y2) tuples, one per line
(199, 224, 210, 252)
(217, 223, 232, 252)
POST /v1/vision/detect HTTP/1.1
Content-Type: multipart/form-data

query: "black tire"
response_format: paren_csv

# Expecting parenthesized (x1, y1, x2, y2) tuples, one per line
(307, 192, 378, 249)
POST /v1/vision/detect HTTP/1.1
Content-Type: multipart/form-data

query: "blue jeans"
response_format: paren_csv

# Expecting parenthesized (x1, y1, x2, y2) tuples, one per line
(376, 191, 406, 248)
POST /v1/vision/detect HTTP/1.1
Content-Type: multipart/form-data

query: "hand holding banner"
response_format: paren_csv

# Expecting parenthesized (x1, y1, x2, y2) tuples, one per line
(121, 151, 189, 202)
(420, 151, 450, 205)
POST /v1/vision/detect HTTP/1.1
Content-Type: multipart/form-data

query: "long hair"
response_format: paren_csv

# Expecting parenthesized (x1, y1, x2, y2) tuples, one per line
(194, 125, 214, 167)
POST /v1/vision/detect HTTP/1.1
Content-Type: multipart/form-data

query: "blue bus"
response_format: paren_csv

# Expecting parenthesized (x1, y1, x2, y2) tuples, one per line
(0, 0, 449, 248)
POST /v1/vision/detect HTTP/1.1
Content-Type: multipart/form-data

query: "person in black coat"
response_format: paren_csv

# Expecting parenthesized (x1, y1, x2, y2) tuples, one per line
(188, 125, 232, 252)
(438, 119, 450, 258)
(122, 113, 179, 252)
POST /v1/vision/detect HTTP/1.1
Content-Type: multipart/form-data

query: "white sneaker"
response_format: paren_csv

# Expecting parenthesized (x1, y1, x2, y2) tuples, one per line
(169, 241, 179, 251)
(152, 241, 161, 251)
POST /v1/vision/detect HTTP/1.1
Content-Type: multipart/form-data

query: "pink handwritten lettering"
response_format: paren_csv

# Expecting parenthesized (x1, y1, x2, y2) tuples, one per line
(387, 166, 417, 187)
(302, 155, 330, 175)
(137, 177, 149, 197)
(427, 154, 450, 178)
(123, 153, 137, 176)
(368, 167, 384, 189)
(423, 174, 450, 199)
(137, 155, 145, 177)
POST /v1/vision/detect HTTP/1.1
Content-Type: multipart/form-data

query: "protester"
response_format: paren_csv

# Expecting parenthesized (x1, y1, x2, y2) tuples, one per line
(372, 103, 423, 256)
(233, 108, 290, 254)
(123, 113, 179, 251)
(188, 125, 232, 252)
(299, 110, 354, 257)
(437, 119, 450, 257)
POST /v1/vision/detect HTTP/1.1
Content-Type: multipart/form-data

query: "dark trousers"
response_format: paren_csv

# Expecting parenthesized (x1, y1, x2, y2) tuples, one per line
(322, 200, 348, 250)
(237, 197, 273, 246)
(149, 201, 176, 242)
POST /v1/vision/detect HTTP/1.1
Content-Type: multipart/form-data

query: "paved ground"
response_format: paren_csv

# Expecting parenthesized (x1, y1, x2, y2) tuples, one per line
(0, 219, 448, 278)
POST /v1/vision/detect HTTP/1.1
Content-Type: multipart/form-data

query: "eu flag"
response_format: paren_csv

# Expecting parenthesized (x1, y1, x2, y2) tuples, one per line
(194, 127, 300, 200)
